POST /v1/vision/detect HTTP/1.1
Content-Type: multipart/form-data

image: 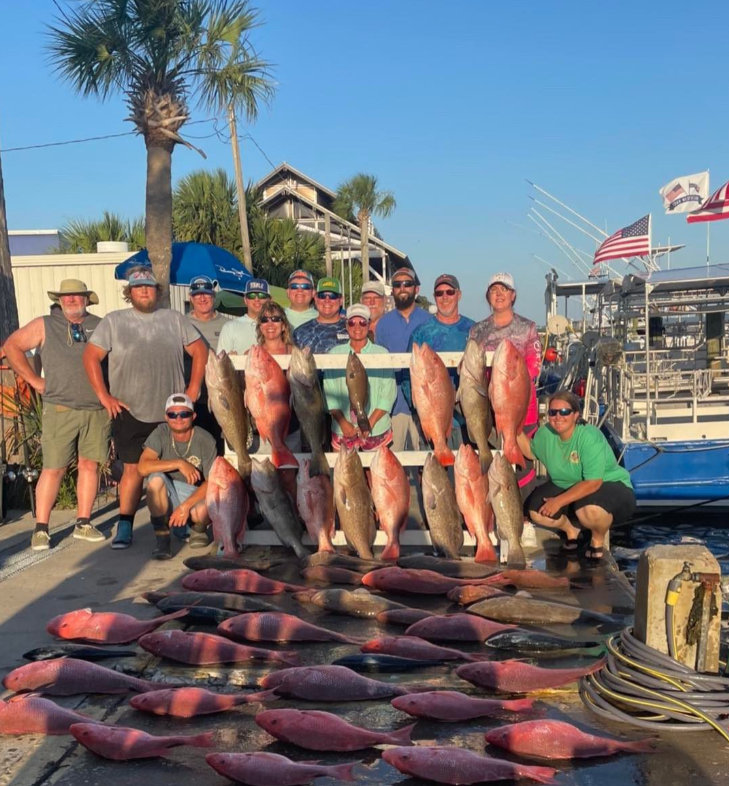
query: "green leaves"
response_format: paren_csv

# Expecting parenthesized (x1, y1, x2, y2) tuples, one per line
(333, 173, 397, 225)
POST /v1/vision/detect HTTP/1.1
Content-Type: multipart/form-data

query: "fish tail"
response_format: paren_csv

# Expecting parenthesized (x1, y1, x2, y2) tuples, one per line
(238, 688, 279, 704)
(524, 766, 558, 784)
(155, 608, 190, 624)
(317, 535, 336, 554)
(187, 732, 216, 748)
(270, 444, 300, 469)
(474, 538, 498, 563)
(385, 722, 416, 746)
(380, 537, 401, 561)
(356, 412, 371, 434)
(236, 456, 253, 480)
(279, 650, 303, 666)
(501, 698, 534, 712)
(502, 438, 526, 469)
(619, 737, 658, 753)
(506, 543, 527, 569)
(309, 451, 331, 478)
(434, 445, 455, 467)
(291, 541, 311, 561)
(326, 763, 359, 782)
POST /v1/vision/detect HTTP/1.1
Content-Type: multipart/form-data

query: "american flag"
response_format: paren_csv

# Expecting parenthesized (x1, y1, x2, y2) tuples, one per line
(666, 183, 686, 202)
(687, 179, 729, 223)
(593, 215, 651, 265)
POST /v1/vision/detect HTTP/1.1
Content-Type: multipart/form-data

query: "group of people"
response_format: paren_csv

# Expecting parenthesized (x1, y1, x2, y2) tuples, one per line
(3, 262, 635, 563)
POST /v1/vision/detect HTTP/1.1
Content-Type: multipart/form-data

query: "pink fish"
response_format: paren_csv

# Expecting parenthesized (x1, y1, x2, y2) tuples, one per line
(486, 569, 571, 589)
(382, 745, 557, 785)
(485, 719, 656, 759)
(255, 708, 415, 751)
(217, 612, 363, 644)
(46, 607, 188, 645)
(370, 445, 410, 560)
(182, 568, 306, 594)
(206, 751, 358, 785)
(70, 722, 213, 760)
(129, 687, 277, 718)
(361, 636, 485, 663)
(0, 694, 100, 735)
(139, 629, 299, 666)
(296, 460, 335, 553)
(245, 345, 298, 468)
(405, 613, 515, 642)
(392, 690, 533, 722)
(260, 665, 414, 701)
(2, 658, 157, 696)
(410, 343, 456, 467)
(207, 457, 248, 559)
(454, 444, 497, 562)
(489, 340, 531, 468)
(361, 566, 497, 595)
(456, 658, 607, 693)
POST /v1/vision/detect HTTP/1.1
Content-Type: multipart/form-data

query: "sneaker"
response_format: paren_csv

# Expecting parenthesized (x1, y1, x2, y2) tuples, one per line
(189, 529, 210, 549)
(30, 530, 51, 551)
(111, 521, 133, 549)
(152, 534, 172, 561)
(73, 523, 105, 543)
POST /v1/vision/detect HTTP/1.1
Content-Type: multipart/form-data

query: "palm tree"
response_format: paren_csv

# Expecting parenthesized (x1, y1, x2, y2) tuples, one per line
(59, 211, 145, 253)
(250, 216, 325, 286)
(173, 168, 240, 251)
(47, 0, 274, 304)
(333, 174, 396, 282)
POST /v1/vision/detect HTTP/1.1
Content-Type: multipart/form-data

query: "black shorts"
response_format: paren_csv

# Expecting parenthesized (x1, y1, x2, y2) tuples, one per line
(112, 410, 160, 464)
(526, 480, 636, 526)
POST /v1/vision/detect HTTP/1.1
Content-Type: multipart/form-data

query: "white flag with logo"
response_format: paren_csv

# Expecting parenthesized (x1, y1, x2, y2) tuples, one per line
(659, 171, 709, 214)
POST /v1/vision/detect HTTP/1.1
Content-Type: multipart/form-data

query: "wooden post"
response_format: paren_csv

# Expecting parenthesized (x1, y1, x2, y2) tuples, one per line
(0, 125, 19, 345)
(324, 212, 332, 277)
(228, 105, 253, 273)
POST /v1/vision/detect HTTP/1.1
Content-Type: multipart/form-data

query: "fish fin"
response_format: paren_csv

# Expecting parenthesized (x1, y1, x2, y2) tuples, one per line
(501, 698, 534, 712)
(474, 538, 498, 563)
(386, 722, 416, 746)
(434, 446, 455, 467)
(270, 445, 300, 469)
(380, 539, 401, 561)
(523, 766, 558, 785)
(187, 732, 216, 748)
(309, 451, 330, 478)
(620, 737, 658, 753)
(327, 763, 359, 782)
(478, 450, 493, 473)
(240, 688, 280, 703)
(356, 413, 371, 434)
(501, 438, 526, 470)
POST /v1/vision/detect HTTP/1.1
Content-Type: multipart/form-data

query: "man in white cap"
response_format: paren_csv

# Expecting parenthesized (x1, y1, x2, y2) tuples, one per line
(360, 280, 386, 340)
(3, 279, 111, 550)
(84, 266, 207, 549)
(284, 269, 318, 329)
(323, 304, 396, 452)
(137, 393, 217, 560)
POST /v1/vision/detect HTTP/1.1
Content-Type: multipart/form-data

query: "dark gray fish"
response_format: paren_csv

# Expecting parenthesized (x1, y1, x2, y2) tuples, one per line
(183, 555, 286, 572)
(346, 351, 371, 435)
(468, 596, 624, 626)
(295, 588, 412, 619)
(398, 554, 499, 579)
(303, 551, 383, 572)
(483, 629, 607, 655)
(158, 605, 240, 625)
(333, 445, 376, 559)
(23, 644, 137, 662)
(488, 454, 525, 568)
(333, 654, 446, 673)
(421, 454, 464, 559)
(288, 346, 329, 477)
(156, 592, 279, 615)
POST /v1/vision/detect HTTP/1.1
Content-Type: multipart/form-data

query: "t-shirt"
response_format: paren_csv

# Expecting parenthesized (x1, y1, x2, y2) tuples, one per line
(218, 314, 257, 355)
(91, 307, 201, 423)
(188, 312, 228, 351)
(375, 306, 430, 416)
(144, 423, 218, 485)
(531, 423, 633, 490)
(285, 306, 318, 330)
(293, 317, 349, 354)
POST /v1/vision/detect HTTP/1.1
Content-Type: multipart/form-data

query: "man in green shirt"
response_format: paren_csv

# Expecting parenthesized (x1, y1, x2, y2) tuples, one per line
(520, 391, 635, 561)
(323, 304, 396, 451)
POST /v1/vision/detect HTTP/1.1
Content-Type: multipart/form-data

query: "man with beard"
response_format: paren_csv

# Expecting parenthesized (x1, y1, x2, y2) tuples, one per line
(83, 267, 207, 550)
(292, 277, 349, 353)
(4, 279, 111, 551)
(374, 267, 429, 451)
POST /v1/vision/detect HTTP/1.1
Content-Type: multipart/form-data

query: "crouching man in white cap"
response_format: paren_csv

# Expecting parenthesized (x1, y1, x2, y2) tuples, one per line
(137, 393, 216, 560)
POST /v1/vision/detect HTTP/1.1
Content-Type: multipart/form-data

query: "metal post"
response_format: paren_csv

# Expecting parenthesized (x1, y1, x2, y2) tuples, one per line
(228, 105, 253, 273)
(706, 224, 710, 269)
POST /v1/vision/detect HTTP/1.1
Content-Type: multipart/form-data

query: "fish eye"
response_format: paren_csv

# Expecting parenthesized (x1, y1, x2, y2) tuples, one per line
(270, 719, 278, 725)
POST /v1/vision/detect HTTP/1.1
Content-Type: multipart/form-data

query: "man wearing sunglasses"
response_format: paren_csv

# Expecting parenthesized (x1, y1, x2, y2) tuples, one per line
(4, 279, 110, 551)
(407, 274, 474, 446)
(218, 278, 271, 355)
(284, 269, 318, 329)
(292, 277, 349, 353)
(137, 394, 217, 559)
(374, 267, 429, 452)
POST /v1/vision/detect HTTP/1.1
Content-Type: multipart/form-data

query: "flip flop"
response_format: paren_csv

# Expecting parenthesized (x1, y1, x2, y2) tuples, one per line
(585, 546, 605, 561)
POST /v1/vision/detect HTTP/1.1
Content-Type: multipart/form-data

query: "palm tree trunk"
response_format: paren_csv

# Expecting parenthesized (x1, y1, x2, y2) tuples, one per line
(360, 217, 370, 283)
(228, 106, 253, 273)
(145, 140, 174, 307)
(0, 145, 19, 344)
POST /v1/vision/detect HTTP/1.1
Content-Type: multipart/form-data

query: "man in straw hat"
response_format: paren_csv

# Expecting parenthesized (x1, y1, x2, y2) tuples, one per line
(3, 279, 111, 551)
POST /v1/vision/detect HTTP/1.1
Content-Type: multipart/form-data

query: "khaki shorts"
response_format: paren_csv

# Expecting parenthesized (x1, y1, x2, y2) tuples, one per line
(41, 405, 111, 469)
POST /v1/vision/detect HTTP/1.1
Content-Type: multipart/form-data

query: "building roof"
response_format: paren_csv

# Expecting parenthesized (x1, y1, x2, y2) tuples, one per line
(254, 162, 337, 200)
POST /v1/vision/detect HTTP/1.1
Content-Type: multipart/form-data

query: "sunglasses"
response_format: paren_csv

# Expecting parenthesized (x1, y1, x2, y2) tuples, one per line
(190, 282, 214, 294)
(316, 292, 341, 300)
(260, 315, 283, 324)
(548, 407, 575, 417)
(347, 318, 369, 328)
(289, 283, 313, 290)
(434, 288, 457, 298)
(392, 281, 415, 289)
(70, 323, 87, 343)
(246, 292, 270, 300)
(166, 411, 194, 420)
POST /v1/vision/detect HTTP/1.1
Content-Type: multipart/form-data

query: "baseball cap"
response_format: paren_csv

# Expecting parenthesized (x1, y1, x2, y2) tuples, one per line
(346, 304, 371, 321)
(287, 269, 314, 286)
(127, 268, 158, 287)
(316, 277, 342, 295)
(165, 393, 194, 412)
(486, 272, 515, 292)
(434, 274, 460, 291)
(391, 267, 417, 284)
(361, 281, 385, 297)
(189, 275, 216, 295)
(245, 278, 270, 296)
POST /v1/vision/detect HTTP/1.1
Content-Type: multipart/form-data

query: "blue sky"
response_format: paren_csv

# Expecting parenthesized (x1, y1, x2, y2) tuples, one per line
(1, 0, 728, 322)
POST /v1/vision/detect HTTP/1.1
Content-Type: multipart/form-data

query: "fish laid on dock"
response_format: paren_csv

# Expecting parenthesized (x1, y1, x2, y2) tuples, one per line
(300, 565, 363, 585)
(397, 554, 498, 578)
(261, 665, 415, 701)
(456, 658, 607, 693)
(130, 687, 277, 718)
(70, 723, 214, 761)
(361, 636, 485, 663)
(0, 695, 100, 735)
(391, 691, 533, 722)
(182, 568, 306, 595)
(46, 608, 188, 645)
(154, 591, 279, 615)
(217, 612, 363, 645)
(333, 654, 445, 673)
(3, 659, 159, 695)
(182, 555, 287, 572)
(23, 644, 137, 662)
(206, 752, 358, 786)
(466, 595, 623, 626)
(362, 566, 501, 595)
(294, 587, 413, 619)
(405, 613, 515, 642)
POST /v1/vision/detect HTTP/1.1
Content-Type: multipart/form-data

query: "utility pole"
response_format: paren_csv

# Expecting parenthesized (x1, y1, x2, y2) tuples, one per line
(0, 120, 19, 346)
(228, 105, 253, 273)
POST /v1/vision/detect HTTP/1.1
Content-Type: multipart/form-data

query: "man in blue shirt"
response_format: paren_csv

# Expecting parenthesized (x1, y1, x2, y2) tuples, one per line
(292, 277, 349, 353)
(408, 274, 474, 447)
(374, 267, 430, 451)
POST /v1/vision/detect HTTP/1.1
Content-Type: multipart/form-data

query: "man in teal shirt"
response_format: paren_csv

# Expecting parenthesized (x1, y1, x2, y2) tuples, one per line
(284, 269, 318, 329)
(323, 304, 396, 451)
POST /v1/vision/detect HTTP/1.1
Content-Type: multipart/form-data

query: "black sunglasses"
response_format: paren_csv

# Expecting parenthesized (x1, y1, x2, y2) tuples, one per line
(166, 411, 194, 419)
(190, 282, 214, 294)
(289, 283, 313, 290)
(316, 292, 340, 300)
(347, 318, 369, 328)
(70, 323, 87, 343)
(434, 288, 457, 297)
(246, 292, 270, 300)
(260, 315, 283, 324)
(548, 407, 575, 417)
(392, 281, 415, 289)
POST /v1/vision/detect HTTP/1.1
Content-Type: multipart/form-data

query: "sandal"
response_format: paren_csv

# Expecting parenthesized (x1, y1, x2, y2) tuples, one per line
(585, 546, 605, 561)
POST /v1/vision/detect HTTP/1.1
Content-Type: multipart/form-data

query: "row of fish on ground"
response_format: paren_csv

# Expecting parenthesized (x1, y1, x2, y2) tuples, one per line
(0, 549, 653, 784)
(206, 337, 530, 563)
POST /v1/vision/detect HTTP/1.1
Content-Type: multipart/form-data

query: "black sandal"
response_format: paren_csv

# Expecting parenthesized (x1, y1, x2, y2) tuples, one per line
(562, 538, 581, 552)
(585, 546, 605, 561)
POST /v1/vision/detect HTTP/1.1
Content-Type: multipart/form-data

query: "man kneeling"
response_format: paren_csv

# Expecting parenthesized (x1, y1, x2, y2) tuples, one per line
(138, 394, 217, 560)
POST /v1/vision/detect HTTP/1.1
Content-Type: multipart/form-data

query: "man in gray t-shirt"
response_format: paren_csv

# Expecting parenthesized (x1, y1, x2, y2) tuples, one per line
(83, 266, 208, 550)
(138, 393, 218, 559)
